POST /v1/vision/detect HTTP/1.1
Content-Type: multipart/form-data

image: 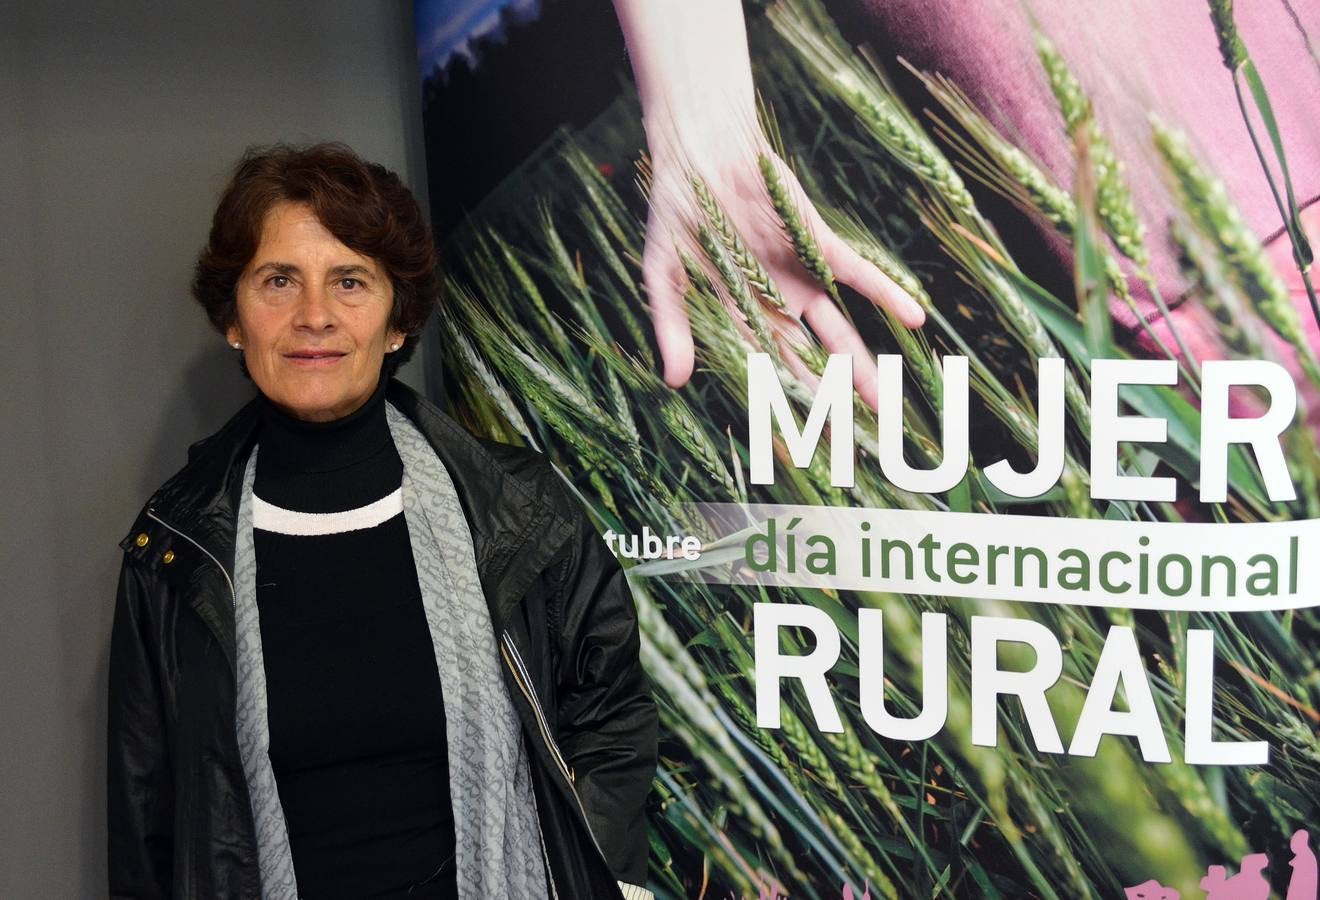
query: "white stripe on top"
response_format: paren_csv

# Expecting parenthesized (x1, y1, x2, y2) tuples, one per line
(252, 487, 403, 536)
(618, 882, 655, 900)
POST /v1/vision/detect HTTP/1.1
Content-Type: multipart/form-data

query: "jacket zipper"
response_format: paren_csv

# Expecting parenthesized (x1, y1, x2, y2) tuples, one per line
(146, 507, 235, 899)
(146, 508, 237, 610)
(499, 630, 612, 868)
(526, 761, 562, 900)
(499, 634, 568, 899)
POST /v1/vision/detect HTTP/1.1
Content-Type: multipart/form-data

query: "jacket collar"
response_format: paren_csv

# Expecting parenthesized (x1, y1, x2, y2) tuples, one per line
(142, 378, 576, 669)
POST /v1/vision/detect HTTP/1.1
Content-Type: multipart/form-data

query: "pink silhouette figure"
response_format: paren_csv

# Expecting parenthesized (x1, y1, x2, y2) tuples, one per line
(1288, 829, 1318, 900)
(1201, 853, 1270, 900)
(1124, 878, 1180, 899)
(841, 882, 871, 900)
(1202, 865, 1229, 895)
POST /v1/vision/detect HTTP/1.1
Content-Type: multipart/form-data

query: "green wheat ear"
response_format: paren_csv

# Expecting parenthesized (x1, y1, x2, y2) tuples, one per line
(1036, 33, 1148, 268)
(678, 248, 716, 299)
(844, 228, 931, 312)
(658, 396, 739, 500)
(758, 152, 841, 305)
(1207, 0, 1249, 70)
(696, 221, 777, 356)
(1172, 220, 1265, 360)
(691, 174, 791, 316)
(1036, 32, 1091, 133)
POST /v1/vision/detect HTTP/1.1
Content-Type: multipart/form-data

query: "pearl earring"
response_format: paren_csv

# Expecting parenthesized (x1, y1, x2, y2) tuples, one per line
(390, 342, 400, 351)
(231, 341, 241, 349)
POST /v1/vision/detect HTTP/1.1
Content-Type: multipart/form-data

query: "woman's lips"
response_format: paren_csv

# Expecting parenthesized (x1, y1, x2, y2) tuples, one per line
(284, 351, 346, 367)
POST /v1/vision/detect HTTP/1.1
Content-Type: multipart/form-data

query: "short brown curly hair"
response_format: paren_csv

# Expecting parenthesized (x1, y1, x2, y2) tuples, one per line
(192, 142, 436, 374)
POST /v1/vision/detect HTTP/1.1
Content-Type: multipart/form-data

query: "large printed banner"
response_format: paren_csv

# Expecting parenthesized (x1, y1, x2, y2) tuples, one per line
(416, 1, 1320, 897)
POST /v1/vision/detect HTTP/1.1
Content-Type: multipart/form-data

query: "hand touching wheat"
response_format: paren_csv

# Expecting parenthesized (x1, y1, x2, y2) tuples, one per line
(643, 139, 926, 409)
(614, 0, 925, 411)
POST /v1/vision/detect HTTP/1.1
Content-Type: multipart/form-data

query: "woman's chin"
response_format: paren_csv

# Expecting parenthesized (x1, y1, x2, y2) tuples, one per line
(265, 387, 356, 422)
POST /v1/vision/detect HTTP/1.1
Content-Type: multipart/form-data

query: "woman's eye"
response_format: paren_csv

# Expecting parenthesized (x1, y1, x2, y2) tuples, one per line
(339, 277, 361, 290)
(268, 275, 291, 289)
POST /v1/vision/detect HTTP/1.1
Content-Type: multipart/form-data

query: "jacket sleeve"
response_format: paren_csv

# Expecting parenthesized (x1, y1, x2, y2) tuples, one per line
(550, 499, 659, 890)
(107, 552, 174, 899)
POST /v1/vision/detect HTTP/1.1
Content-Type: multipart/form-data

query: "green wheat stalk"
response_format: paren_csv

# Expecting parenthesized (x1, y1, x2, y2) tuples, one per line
(1154, 119, 1320, 390)
(1208, 0, 1320, 331)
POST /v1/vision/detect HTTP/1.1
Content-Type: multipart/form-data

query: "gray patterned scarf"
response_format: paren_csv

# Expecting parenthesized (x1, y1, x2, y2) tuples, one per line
(231, 401, 549, 898)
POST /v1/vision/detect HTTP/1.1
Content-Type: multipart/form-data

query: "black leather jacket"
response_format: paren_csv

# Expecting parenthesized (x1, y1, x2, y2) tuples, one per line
(107, 378, 658, 899)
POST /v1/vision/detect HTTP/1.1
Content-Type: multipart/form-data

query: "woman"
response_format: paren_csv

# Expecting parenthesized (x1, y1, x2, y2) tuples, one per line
(107, 142, 657, 900)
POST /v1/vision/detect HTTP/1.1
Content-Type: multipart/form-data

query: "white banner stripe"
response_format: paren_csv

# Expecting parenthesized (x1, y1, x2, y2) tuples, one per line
(643, 502, 1320, 613)
(252, 488, 403, 536)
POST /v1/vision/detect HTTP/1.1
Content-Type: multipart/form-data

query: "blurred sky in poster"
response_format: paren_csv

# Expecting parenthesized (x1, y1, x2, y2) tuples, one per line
(415, 0, 543, 73)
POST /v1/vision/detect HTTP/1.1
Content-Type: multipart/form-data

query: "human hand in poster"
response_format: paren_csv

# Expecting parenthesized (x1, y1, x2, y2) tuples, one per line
(613, 0, 926, 411)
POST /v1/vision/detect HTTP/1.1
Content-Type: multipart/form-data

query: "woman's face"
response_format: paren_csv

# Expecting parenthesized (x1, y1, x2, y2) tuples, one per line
(226, 201, 404, 422)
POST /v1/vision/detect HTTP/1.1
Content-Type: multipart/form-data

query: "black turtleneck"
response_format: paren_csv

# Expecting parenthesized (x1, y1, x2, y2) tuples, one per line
(252, 377, 458, 899)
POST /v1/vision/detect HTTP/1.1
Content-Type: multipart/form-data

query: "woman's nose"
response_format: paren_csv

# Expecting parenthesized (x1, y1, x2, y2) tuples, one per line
(293, 287, 334, 330)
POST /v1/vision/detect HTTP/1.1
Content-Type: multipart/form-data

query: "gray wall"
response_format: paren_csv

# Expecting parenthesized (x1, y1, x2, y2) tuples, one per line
(0, 3, 430, 893)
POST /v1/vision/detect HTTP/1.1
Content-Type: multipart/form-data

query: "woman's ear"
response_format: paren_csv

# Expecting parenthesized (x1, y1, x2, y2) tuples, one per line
(225, 323, 244, 348)
(388, 330, 406, 351)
